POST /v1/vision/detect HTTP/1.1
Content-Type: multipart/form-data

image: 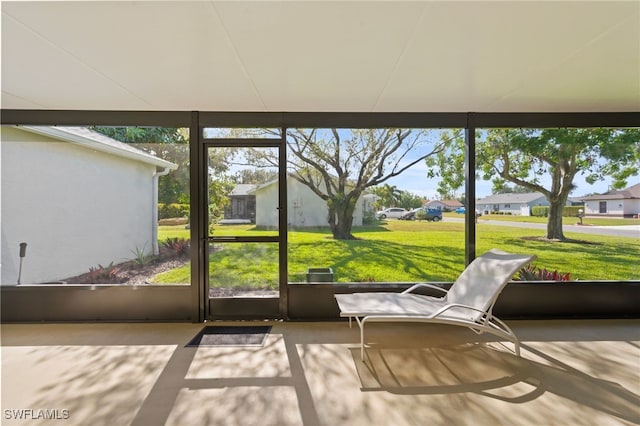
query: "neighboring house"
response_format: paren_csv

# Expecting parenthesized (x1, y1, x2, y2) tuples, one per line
(1, 126, 177, 285)
(424, 199, 463, 211)
(567, 197, 585, 206)
(225, 184, 257, 222)
(580, 183, 640, 218)
(477, 192, 551, 216)
(253, 176, 369, 228)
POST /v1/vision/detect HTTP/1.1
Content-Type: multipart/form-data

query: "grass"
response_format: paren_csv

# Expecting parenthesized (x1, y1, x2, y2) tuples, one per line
(448, 212, 637, 226)
(154, 220, 640, 286)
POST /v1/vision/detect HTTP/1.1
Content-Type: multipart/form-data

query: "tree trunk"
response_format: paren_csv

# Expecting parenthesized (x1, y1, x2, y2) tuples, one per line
(328, 197, 357, 240)
(546, 200, 566, 240)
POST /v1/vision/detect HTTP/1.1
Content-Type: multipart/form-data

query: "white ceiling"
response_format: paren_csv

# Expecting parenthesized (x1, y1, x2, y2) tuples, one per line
(2, 1, 639, 113)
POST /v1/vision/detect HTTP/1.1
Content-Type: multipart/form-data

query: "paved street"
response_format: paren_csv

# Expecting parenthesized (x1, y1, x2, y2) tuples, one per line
(447, 217, 640, 238)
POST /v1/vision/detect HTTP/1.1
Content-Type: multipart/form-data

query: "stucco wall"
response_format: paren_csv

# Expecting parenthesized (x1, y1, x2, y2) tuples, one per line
(1, 127, 156, 284)
(477, 203, 528, 214)
(478, 197, 549, 215)
(585, 199, 640, 216)
(255, 178, 364, 228)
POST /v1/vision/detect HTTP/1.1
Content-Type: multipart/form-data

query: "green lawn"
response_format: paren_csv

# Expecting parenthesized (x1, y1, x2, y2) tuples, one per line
(154, 221, 640, 286)
(448, 212, 637, 226)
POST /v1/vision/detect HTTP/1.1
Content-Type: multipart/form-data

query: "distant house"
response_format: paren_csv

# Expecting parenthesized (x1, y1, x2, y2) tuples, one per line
(1, 126, 177, 285)
(224, 184, 257, 222)
(424, 199, 463, 211)
(477, 192, 551, 216)
(580, 183, 640, 218)
(253, 176, 369, 228)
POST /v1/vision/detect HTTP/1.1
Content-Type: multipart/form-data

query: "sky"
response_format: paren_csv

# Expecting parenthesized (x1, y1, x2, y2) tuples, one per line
(386, 164, 627, 201)
(378, 129, 637, 201)
(223, 128, 637, 202)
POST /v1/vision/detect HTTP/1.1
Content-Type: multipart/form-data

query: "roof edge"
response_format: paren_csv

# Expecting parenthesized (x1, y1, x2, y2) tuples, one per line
(16, 125, 178, 170)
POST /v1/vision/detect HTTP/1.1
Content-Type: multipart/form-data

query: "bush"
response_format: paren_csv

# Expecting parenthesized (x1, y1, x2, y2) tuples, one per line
(531, 206, 549, 217)
(161, 237, 190, 258)
(363, 210, 377, 225)
(531, 205, 585, 217)
(516, 264, 571, 282)
(158, 203, 189, 220)
(563, 206, 584, 217)
(88, 262, 122, 283)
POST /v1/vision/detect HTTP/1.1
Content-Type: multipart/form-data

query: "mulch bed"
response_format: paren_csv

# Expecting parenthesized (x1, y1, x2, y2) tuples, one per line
(62, 256, 189, 284)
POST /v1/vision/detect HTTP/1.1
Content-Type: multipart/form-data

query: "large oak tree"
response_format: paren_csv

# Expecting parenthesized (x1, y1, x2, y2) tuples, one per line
(428, 128, 640, 240)
(287, 129, 455, 239)
(250, 128, 458, 239)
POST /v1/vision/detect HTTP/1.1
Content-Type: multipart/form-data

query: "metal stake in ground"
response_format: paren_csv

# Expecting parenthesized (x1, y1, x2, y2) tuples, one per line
(17, 242, 27, 285)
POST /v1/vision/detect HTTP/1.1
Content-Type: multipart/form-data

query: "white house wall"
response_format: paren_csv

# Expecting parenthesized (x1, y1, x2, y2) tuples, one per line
(1, 127, 157, 284)
(255, 178, 364, 228)
(255, 182, 280, 228)
(478, 196, 549, 215)
(585, 199, 640, 217)
(626, 200, 640, 216)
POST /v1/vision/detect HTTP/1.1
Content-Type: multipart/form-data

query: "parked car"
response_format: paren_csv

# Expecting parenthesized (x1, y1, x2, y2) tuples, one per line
(400, 207, 442, 221)
(376, 207, 406, 220)
(423, 208, 443, 221)
(399, 208, 422, 220)
(455, 207, 466, 214)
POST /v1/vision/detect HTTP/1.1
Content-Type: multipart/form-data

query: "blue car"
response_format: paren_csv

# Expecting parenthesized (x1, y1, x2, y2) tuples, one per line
(455, 207, 466, 214)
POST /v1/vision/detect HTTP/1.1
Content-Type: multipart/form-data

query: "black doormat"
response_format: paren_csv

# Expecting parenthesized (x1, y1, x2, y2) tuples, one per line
(186, 325, 271, 347)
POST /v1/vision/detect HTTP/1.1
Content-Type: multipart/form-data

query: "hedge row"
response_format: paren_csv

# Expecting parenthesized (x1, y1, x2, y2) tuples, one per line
(158, 203, 190, 219)
(531, 205, 584, 217)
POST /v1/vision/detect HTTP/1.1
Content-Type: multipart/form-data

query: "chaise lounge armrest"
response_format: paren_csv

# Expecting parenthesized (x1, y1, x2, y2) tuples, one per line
(402, 282, 449, 297)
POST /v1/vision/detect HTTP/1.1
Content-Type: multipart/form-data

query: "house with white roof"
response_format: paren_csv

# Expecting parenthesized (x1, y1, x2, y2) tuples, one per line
(581, 183, 640, 218)
(1, 126, 177, 284)
(476, 192, 551, 216)
(424, 199, 464, 211)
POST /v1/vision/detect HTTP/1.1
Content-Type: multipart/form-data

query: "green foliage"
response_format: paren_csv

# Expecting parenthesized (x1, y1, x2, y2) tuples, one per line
(362, 210, 377, 225)
(415, 209, 427, 220)
(563, 206, 584, 217)
(532, 206, 584, 218)
(154, 220, 640, 285)
(284, 128, 453, 239)
(158, 203, 190, 220)
(130, 243, 151, 266)
(516, 264, 571, 282)
(370, 185, 424, 210)
(90, 127, 188, 144)
(397, 190, 425, 209)
(161, 237, 190, 258)
(532, 206, 549, 217)
(371, 184, 401, 209)
(492, 178, 530, 194)
(233, 168, 278, 184)
(425, 130, 466, 197)
(208, 178, 234, 228)
(430, 127, 640, 240)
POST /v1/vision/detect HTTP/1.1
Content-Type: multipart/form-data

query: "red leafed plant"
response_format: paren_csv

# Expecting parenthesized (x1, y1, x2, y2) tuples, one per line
(160, 237, 190, 258)
(88, 262, 122, 283)
(516, 264, 571, 282)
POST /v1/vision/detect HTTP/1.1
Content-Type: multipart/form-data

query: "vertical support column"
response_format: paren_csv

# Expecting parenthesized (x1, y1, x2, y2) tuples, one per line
(465, 114, 477, 266)
(279, 127, 289, 319)
(189, 111, 206, 322)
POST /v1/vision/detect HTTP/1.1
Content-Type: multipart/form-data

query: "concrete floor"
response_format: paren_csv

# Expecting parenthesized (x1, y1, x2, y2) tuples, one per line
(1, 319, 639, 426)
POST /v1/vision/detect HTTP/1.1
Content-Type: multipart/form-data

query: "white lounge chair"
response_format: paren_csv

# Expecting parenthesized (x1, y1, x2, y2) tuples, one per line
(335, 249, 536, 360)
